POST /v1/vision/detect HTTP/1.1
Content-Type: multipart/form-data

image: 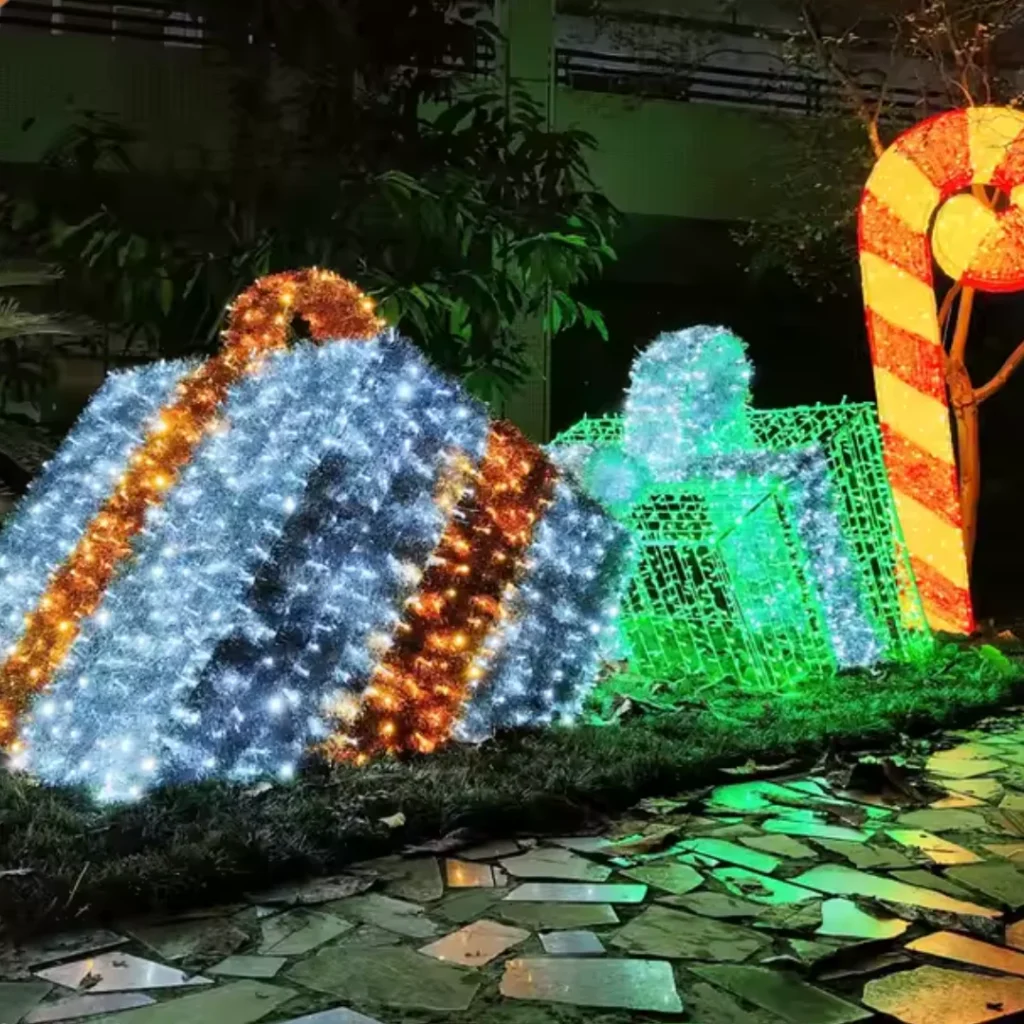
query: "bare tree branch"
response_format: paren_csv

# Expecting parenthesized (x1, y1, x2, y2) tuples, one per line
(975, 338, 1024, 403)
(799, 0, 886, 157)
(938, 280, 962, 333)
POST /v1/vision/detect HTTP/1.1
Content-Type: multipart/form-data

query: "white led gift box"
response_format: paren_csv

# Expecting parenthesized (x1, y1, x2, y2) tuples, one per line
(0, 270, 631, 801)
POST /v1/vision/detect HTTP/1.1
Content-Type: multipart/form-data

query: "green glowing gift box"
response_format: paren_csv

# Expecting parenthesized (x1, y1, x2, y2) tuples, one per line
(549, 327, 932, 690)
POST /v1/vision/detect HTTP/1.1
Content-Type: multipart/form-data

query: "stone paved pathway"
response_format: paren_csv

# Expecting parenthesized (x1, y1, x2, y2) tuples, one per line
(8, 711, 1024, 1023)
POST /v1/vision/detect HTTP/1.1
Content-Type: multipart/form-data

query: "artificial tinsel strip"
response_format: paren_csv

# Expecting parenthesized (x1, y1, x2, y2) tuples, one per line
(327, 421, 556, 761)
(858, 106, 1024, 635)
(0, 269, 382, 748)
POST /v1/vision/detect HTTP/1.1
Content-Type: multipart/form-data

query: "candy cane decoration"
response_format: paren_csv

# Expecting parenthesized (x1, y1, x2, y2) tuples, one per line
(859, 106, 1024, 635)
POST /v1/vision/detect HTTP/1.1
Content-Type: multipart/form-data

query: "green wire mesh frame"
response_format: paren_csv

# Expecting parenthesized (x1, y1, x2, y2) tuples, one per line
(551, 403, 933, 690)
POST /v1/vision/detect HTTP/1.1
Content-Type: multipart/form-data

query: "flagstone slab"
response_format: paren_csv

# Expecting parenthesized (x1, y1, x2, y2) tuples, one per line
(709, 781, 826, 815)
(82, 982, 295, 1024)
(927, 757, 1007, 780)
(754, 901, 825, 933)
(683, 980, 785, 1024)
(763, 819, 871, 843)
(888, 869, 978, 899)
(779, 938, 849, 967)
(706, 823, 764, 839)
(499, 847, 611, 882)
(286, 946, 480, 1012)
(619, 862, 703, 895)
(446, 859, 502, 887)
(690, 964, 871, 1023)
(460, 840, 522, 861)
(907, 930, 1024, 977)
(17, 931, 128, 970)
(984, 842, 1024, 862)
(504, 883, 646, 903)
(993, 750, 1024, 768)
(436, 889, 506, 925)
(334, 926, 402, 949)
(930, 743, 1002, 762)
(610, 905, 768, 961)
(276, 1010, 385, 1024)
(500, 957, 682, 1013)
(886, 829, 983, 865)
(679, 838, 780, 874)
(258, 910, 353, 956)
(497, 902, 619, 930)
(128, 918, 248, 963)
(863, 965, 1024, 1024)
(547, 837, 613, 853)
(813, 839, 913, 870)
(327, 894, 439, 939)
(208, 956, 286, 980)
(35, 953, 211, 993)
(741, 835, 818, 859)
(941, 777, 1004, 802)
(931, 793, 985, 809)
(379, 857, 445, 903)
(895, 809, 993, 833)
(659, 891, 762, 918)
(1007, 920, 1024, 950)
(539, 931, 605, 956)
(0, 981, 52, 1023)
(712, 867, 817, 905)
(1001, 793, 1024, 812)
(24, 993, 155, 1022)
(793, 865, 1000, 918)
(419, 919, 528, 967)
(947, 862, 1024, 910)
(817, 898, 908, 940)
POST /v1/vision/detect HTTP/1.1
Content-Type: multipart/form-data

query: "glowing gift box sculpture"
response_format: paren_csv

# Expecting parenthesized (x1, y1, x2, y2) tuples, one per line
(551, 326, 931, 690)
(0, 270, 631, 800)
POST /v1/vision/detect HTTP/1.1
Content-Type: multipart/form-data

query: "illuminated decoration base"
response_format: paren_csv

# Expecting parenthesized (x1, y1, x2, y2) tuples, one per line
(551, 328, 931, 691)
(860, 106, 1024, 635)
(0, 270, 631, 801)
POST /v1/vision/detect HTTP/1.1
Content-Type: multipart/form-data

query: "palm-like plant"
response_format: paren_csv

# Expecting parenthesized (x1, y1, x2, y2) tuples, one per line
(0, 264, 95, 417)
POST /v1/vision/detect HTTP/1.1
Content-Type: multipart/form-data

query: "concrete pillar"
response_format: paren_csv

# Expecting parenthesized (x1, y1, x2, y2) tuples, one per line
(497, 0, 555, 442)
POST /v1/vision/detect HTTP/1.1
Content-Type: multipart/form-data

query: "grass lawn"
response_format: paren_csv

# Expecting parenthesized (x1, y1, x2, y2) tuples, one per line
(0, 641, 1021, 940)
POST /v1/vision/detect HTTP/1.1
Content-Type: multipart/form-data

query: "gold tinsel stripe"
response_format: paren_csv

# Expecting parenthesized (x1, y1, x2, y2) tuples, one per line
(326, 421, 556, 762)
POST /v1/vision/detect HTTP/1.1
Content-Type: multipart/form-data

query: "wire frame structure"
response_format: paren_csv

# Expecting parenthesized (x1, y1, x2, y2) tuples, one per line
(550, 402, 932, 690)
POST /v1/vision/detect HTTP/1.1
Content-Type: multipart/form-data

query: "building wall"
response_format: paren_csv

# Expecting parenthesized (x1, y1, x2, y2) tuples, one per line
(0, 4, 803, 440)
(556, 88, 787, 220)
(0, 29, 232, 168)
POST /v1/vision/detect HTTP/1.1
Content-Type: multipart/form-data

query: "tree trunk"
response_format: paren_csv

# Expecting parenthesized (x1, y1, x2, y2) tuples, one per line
(947, 287, 980, 571)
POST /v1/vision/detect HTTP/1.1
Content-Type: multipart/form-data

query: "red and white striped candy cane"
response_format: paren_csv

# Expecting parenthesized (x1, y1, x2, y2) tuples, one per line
(859, 106, 1024, 635)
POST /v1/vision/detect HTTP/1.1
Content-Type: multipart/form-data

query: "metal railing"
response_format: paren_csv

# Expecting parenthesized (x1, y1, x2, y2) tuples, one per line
(0, 0, 498, 69)
(556, 47, 948, 119)
(0, 0, 206, 46)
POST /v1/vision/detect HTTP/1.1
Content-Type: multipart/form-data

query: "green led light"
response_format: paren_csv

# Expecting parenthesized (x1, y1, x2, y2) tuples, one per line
(551, 403, 932, 691)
